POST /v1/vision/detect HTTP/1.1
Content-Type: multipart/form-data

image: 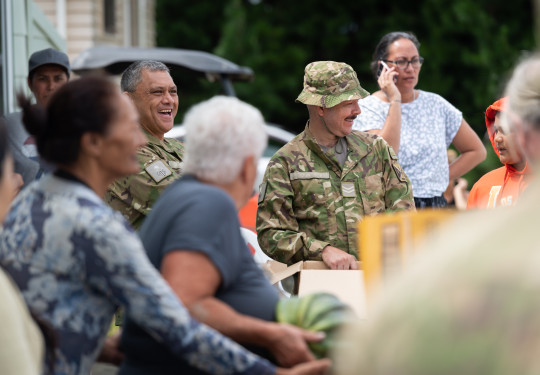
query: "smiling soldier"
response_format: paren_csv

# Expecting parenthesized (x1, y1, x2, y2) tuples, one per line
(106, 61, 184, 229)
(256, 61, 415, 270)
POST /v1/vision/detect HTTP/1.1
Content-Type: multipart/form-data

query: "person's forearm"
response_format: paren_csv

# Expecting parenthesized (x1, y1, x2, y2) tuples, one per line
(105, 241, 275, 375)
(257, 166, 330, 263)
(448, 149, 486, 181)
(377, 101, 402, 153)
(258, 227, 329, 264)
(449, 119, 486, 182)
(188, 297, 279, 347)
(129, 281, 276, 374)
(374, 68, 402, 153)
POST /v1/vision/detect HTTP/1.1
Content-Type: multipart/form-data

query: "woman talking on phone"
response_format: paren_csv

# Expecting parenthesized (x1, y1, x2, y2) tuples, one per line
(353, 31, 485, 208)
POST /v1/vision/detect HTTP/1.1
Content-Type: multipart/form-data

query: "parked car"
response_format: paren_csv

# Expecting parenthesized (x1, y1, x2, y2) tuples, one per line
(71, 45, 253, 96)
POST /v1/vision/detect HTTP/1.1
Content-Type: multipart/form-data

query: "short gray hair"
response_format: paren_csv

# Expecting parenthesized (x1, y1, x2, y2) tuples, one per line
(120, 60, 170, 92)
(182, 96, 268, 184)
(504, 53, 540, 131)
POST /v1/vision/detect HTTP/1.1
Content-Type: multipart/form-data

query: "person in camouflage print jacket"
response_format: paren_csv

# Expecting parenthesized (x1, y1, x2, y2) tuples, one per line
(257, 61, 414, 269)
(105, 60, 184, 229)
(106, 130, 183, 229)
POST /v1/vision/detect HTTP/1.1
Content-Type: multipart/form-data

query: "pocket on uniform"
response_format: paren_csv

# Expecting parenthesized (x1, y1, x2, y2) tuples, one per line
(290, 171, 330, 219)
(360, 174, 385, 215)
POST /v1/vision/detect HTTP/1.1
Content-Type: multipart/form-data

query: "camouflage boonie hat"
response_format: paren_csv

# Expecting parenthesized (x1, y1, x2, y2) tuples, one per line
(296, 61, 369, 108)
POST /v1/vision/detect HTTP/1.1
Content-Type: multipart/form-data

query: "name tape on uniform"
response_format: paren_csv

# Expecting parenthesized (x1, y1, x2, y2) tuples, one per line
(290, 171, 330, 180)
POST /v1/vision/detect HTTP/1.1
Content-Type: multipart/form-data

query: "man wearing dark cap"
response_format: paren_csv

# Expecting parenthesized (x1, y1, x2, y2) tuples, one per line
(4, 48, 70, 186)
(257, 61, 414, 270)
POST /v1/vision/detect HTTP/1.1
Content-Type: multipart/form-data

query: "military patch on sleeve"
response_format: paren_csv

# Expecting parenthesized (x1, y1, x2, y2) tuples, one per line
(341, 182, 356, 197)
(387, 145, 407, 183)
(145, 160, 173, 183)
(258, 182, 268, 204)
(392, 162, 407, 183)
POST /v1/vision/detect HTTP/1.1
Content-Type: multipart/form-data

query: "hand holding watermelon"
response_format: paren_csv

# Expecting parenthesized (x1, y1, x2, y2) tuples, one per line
(276, 292, 356, 359)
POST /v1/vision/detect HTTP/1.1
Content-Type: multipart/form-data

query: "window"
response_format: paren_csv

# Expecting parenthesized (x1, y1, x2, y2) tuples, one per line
(129, 0, 139, 46)
(104, 0, 116, 34)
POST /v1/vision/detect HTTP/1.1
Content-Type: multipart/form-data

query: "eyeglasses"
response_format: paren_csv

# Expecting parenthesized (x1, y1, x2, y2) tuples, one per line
(382, 57, 424, 70)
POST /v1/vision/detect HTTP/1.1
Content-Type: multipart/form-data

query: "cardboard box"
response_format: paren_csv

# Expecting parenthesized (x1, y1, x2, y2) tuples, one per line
(264, 260, 367, 318)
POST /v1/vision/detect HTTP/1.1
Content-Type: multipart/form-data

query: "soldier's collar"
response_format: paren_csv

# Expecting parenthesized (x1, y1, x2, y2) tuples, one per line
(142, 128, 176, 150)
(304, 120, 345, 148)
(304, 120, 372, 166)
(142, 128, 161, 144)
(303, 122, 335, 163)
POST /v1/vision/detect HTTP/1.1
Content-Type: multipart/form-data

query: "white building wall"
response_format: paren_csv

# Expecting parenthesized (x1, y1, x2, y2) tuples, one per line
(34, 0, 155, 63)
(5, 0, 66, 112)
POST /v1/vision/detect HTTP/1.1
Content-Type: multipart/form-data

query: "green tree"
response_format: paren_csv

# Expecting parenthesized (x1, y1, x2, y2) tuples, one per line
(155, 0, 227, 114)
(156, 0, 535, 183)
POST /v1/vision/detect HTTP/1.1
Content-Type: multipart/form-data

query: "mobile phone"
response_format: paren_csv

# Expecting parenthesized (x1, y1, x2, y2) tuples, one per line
(380, 61, 390, 70)
(378, 60, 397, 83)
(377, 60, 389, 78)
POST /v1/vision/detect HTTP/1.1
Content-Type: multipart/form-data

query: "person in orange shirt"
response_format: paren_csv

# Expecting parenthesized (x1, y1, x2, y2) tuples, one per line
(467, 97, 532, 209)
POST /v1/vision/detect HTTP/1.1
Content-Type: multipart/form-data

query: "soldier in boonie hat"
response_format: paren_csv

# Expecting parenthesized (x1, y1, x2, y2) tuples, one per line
(256, 61, 414, 272)
(296, 61, 369, 108)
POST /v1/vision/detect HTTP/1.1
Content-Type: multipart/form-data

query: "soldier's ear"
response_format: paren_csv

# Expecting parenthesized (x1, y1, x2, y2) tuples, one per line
(123, 91, 134, 102)
(316, 106, 325, 117)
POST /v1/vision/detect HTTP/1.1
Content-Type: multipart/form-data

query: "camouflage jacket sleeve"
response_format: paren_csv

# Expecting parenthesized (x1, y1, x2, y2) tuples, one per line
(256, 130, 414, 265)
(105, 136, 184, 229)
(256, 154, 331, 265)
(378, 141, 415, 212)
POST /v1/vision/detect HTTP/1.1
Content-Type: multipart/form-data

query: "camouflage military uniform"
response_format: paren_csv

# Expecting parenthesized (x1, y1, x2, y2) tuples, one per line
(106, 129, 184, 229)
(256, 124, 414, 264)
(257, 60, 414, 265)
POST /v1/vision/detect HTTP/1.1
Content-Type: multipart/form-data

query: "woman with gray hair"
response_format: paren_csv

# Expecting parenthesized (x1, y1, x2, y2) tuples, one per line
(119, 96, 329, 375)
(182, 95, 268, 183)
(0, 78, 327, 375)
(503, 53, 540, 165)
